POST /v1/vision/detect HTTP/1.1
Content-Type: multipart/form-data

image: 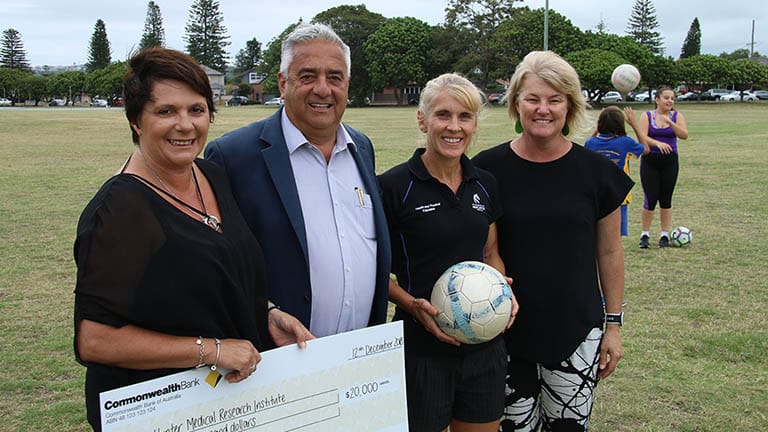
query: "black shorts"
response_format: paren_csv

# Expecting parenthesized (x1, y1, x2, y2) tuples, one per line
(405, 337, 507, 431)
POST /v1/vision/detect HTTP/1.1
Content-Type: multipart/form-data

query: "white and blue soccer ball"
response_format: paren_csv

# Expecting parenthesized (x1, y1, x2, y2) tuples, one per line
(670, 226, 693, 247)
(430, 261, 512, 344)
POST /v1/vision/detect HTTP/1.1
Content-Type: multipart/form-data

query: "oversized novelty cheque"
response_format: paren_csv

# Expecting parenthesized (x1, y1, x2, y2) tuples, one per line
(100, 321, 407, 432)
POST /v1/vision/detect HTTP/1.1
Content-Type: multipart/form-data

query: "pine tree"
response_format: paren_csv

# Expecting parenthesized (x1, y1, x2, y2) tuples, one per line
(139, 1, 166, 50)
(680, 17, 701, 59)
(626, 0, 664, 55)
(86, 19, 112, 72)
(1, 28, 31, 71)
(595, 16, 609, 35)
(233, 38, 261, 74)
(184, 0, 230, 72)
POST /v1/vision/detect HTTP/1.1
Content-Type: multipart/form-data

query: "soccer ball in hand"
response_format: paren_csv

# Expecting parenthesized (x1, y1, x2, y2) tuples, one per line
(430, 261, 513, 344)
(670, 226, 693, 247)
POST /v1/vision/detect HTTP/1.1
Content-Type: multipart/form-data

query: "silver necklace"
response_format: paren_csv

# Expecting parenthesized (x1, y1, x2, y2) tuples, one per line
(137, 150, 222, 232)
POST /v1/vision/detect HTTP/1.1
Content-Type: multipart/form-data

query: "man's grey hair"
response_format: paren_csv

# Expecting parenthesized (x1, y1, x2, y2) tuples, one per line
(280, 23, 351, 76)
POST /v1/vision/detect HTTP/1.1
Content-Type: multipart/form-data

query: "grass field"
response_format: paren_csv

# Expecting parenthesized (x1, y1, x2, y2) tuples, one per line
(1, 102, 767, 431)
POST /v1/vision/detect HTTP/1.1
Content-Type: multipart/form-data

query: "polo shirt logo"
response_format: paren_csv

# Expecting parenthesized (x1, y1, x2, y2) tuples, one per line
(415, 202, 441, 213)
(471, 193, 486, 212)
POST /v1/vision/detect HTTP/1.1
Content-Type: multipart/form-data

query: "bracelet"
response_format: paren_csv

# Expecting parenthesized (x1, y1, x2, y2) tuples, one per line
(210, 338, 221, 371)
(267, 301, 280, 313)
(195, 336, 206, 368)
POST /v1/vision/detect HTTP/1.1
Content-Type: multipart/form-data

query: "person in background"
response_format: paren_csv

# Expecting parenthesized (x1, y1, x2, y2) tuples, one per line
(379, 72, 518, 432)
(586, 105, 654, 237)
(73, 48, 311, 431)
(205, 23, 391, 337)
(637, 86, 688, 249)
(472, 51, 631, 432)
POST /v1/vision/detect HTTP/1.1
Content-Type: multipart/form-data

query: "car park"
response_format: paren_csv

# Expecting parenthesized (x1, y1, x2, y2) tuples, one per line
(754, 90, 768, 100)
(601, 91, 623, 103)
(264, 97, 284, 106)
(0, 97, 11, 106)
(721, 91, 757, 102)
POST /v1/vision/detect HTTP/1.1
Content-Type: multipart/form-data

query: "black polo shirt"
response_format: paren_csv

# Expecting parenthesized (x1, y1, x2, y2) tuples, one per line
(378, 148, 502, 355)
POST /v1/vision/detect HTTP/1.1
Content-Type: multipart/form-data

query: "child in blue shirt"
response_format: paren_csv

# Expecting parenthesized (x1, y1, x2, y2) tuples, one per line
(585, 106, 648, 236)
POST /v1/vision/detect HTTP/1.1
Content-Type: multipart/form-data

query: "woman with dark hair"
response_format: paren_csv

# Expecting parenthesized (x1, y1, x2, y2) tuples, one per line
(73, 47, 312, 430)
(636, 86, 688, 248)
(585, 106, 653, 237)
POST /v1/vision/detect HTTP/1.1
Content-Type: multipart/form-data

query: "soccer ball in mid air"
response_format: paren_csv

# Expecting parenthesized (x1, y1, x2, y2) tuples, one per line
(670, 226, 693, 247)
(430, 261, 513, 344)
(611, 64, 641, 93)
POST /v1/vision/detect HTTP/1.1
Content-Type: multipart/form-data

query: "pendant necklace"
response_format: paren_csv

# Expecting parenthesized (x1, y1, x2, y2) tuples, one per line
(137, 150, 222, 232)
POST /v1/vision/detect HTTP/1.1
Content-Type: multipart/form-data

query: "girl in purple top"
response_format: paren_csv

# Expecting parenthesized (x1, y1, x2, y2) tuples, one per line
(637, 87, 688, 248)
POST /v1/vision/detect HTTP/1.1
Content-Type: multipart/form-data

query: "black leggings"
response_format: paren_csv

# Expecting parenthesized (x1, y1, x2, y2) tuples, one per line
(640, 152, 679, 210)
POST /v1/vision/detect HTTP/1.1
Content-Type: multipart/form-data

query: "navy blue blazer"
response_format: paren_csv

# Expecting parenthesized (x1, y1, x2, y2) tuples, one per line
(204, 108, 391, 329)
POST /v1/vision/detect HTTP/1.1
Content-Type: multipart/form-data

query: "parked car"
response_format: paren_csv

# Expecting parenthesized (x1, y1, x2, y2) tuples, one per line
(488, 93, 502, 104)
(0, 97, 11, 106)
(601, 91, 623, 103)
(634, 90, 656, 102)
(264, 97, 284, 106)
(111, 97, 123, 107)
(227, 96, 248, 106)
(627, 88, 647, 101)
(699, 88, 730, 101)
(721, 91, 757, 102)
(90, 98, 108, 107)
(49, 98, 66, 106)
(754, 90, 768, 100)
(676, 91, 701, 101)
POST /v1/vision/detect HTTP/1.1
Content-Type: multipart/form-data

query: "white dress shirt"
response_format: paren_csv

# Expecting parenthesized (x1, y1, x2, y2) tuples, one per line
(281, 110, 377, 337)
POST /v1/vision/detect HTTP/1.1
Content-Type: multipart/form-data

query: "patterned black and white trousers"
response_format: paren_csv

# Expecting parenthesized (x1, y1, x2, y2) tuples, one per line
(500, 328, 603, 432)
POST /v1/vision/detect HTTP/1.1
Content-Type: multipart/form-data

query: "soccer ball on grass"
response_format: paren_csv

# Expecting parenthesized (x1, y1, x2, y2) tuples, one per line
(670, 226, 693, 247)
(430, 261, 512, 344)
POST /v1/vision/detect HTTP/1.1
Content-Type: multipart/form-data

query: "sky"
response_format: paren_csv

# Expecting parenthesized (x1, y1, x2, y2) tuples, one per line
(2, 0, 765, 67)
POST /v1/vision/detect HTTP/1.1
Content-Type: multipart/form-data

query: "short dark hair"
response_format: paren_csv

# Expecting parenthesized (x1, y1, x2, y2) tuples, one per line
(596, 106, 627, 136)
(123, 47, 216, 144)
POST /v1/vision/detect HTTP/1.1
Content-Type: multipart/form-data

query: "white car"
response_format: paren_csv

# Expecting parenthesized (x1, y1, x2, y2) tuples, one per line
(634, 90, 656, 102)
(721, 91, 756, 102)
(0, 97, 11, 106)
(601, 91, 623, 103)
(90, 98, 108, 107)
(264, 97, 284, 106)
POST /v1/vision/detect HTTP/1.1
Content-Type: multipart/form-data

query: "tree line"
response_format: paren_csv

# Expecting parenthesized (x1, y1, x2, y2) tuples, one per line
(2, 0, 767, 106)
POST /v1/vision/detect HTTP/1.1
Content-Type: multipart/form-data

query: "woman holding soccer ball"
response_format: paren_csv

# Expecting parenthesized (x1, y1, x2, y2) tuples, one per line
(378, 73, 518, 432)
(636, 86, 688, 249)
(472, 51, 632, 431)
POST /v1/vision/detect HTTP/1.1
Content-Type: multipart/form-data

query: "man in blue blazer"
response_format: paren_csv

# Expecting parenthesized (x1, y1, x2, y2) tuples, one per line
(205, 23, 391, 338)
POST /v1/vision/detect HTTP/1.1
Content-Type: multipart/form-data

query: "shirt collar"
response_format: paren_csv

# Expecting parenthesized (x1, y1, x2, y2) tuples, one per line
(281, 108, 355, 155)
(407, 148, 480, 182)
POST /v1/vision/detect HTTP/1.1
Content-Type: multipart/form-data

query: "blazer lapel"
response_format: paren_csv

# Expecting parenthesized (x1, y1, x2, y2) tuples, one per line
(260, 109, 309, 261)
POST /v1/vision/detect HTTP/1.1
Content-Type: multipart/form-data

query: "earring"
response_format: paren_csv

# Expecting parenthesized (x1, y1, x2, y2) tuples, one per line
(514, 119, 523, 134)
(561, 123, 570, 136)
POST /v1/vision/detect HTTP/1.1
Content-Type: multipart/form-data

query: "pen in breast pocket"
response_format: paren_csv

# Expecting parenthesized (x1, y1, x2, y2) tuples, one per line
(355, 187, 365, 206)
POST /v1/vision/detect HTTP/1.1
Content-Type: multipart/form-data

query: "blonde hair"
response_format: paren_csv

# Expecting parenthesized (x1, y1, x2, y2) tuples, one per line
(505, 51, 588, 137)
(418, 73, 485, 119)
